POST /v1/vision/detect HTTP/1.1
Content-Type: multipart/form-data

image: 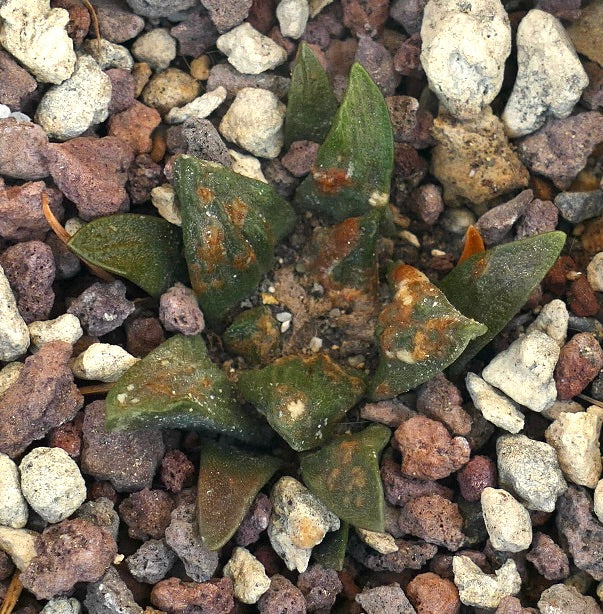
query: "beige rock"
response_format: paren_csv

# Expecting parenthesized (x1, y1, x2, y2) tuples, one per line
(82, 39, 134, 71)
(229, 150, 268, 183)
(71, 343, 139, 383)
(431, 107, 529, 205)
(0, 264, 30, 361)
(481, 488, 532, 552)
(0, 526, 39, 570)
(0, 362, 23, 396)
(166, 87, 227, 124)
(594, 479, 603, 523)
(151, 184, 182, 226)
(356, 528, 399, 554)
(141, 68, 200, 116)
(223, 547, 270, 604)
(29, 314, 83, 351)
(567, 0, 603, 66)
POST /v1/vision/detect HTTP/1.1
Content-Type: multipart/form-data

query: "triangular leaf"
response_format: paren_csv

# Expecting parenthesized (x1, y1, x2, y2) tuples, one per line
(105, 335, 269, 446)
(294, 63, 394, 222)
(369, 264, 487, 400)
(284, 41, 338, 147)
(300, 424, 391, 532)
(313, 522, 350, 571)
(68, 214, 186, 297)
(173, 156, 296, 321)
(439, 231, 566, 371)
(237, 354, 366, 451)
(197, 441, 281, 550)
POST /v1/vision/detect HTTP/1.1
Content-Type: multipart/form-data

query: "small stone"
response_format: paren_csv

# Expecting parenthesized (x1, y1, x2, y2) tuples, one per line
(67, 280, 135, 337)
(277, 0, 310, 39)
(502, 10, 588, 138)
(355, 35, 399, 97)
(97, 1, 144, 43)
(420, 0, 511, 120)
(453, 556, 521, 609)
(201, 0, 252, 32)
(408, 184, 443, 225)
(475, 190, 532, 246)
(19, 447, 86, 524)
(415, 374, 471, 436)
(76, 497, 120, 541)
(480, 488, 532, 552)
(126, 539, 177, 584)
(517, 112, 603, 190)
(361, 399, 416, 428)
(223, 547, 270, 605)
(582, 62, 603, 110)
(125, 0, 197, 18)
(527, 299, 568, 347)
(160, 449, 195, 494)
(0, 453, 28, 528)
(164, 501, 219, 582)
(0, 50, 37, 111)
(182, 117, 232, 166)
(151, 576, 234, 614)
(555, 190, 603, 224)
(406, 572, 460, 614)
(20, 519, 117, 600)
(538, 583, 602, 614)
(0, 0, 76, 84)
(81, 400, 164, 492)
(119, 488, 174, 540)
(159, 284, 205, 336)
(35, 55, 110, 140)
(0, 362, 23, 396)
(545, 408, 602, 488)
(567, 0, 603, 66)
(0, 265, 30, 361)
(236, 493, 272, 546)
(220, 87, 285, 158)
(190, 55, 212, 80)
(568, 275, 599, 317)
(151, 184, 182, 226)
(106, 68, 136, 115)
(525, 533, 569, 581)
(390, 0, 427, 34)
(355, 583, 416, 614)
(516, 198, 559, 240)
(217, 23, 287, 75)
(258, 575, 306, 614)
(48, 412, 83, 459)
(482, 331, 560, 413)
(342, 0, 389, 37)
(587, 252, 603, 292)
(108, 101, 161, 156)
(0, 342, 83, 458)
(29, 314, 83, 351)
(394, 32, 422, 76)
(127, 153, 162, 205)
(394, 416, 470, 480)
(125, 316, 166, 358)
(466, 373, 524, 434)
(170, 13, 219, 57)
(71, 343, 139, 383)
(554, 332, 603, 399)
(229, 149, 268, 182)
(268, 476, 340, 572)
(40, 598, 81, 614)
(132, 62, 152, 97)
(356, 528, 399, 554)
(166, 87, 227, 124)
(0, 119, 49, 180)
(350, 534, 438, 572)
(431, 107, 529, 205)
(0, 526, 38, 571)
(47, 136, 134, 220)
(132, 29, 177, 71)
(457, 456, 497, 503)
(386, 96, 434, 150)
(281, 140, 319, 178)
(207, 62, 291, 100)
(296, 565, 342, 612)
(496, 434, 567, 513)
(141, 68, 201, 116)
(84, 566, 143, 614)
(81, 39, 133, 71)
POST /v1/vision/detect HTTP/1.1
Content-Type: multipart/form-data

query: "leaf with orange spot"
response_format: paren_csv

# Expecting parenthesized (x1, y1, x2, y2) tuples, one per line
(105, 334, 269, 446)
(368, 263, 487, 400)
(458, 224, 485, 264)
(300, 424, 391, 532)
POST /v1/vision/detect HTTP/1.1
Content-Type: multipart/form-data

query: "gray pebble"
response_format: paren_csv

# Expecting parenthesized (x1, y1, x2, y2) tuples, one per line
(76, 497, 120, 541)
(554, 190, 603, 223)
(126, 538, 176, 584)
(85, 566, 143, 614)
(41, 598, 81, 614)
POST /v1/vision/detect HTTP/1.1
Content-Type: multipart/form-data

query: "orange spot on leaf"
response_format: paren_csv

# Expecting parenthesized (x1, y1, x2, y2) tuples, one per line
(458, 225, 485, 265)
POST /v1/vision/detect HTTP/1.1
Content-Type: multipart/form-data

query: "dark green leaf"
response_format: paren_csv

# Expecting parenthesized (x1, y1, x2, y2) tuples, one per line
(369, 264, 487, 400)
(197, 441, 281, 550)
(68, 214, 186, 297)
(294, 63, 394, 222)
(173, 156, 296, 321)
(105, 334, 269, 446)
(237, 354, 366, 451)
(313, 522, 349, 571)
(439, 231, 566, 371)
(284, 41, 338, 147)
(300, 424, 391, 532)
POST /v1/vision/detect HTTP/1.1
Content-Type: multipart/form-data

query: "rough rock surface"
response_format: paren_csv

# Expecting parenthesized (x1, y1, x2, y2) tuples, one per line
(526, 533, 569, 581)
(119, 488, 174, 540)
(151, 576, 234, 614)
(126, 539, 177, 584)
(481, 488, 532, 552)
(0, 120, 49, 180)
(416, 373, 471, 436)
(84, 566, 142, 614)
(554, 332, 603, 399)
(0, 264, 30, 361)
(0, 453, 28, 528)
(538, 584, 602, 614)
(355, 583, 416, 614)
(223, 547, 270, 605)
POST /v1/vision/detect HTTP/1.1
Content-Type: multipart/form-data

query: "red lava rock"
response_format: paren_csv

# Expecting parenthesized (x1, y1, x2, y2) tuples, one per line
(515, 198, 559, 240)
(119, 489, 175, 540)
(248, 0, 277, 34)
(341, 0, 389, 37)
(81, 400, 165, 493)
(127, 153, 163, 204)
(0, 119, 49, 180)
(48, 411, 84, 459)
(495, 596, 536, 614)
(0, 240, 55, 323)
(258, 574, 306, 614)
(360, 399, 417, 428)
(96, 1, 145, 43)
(355, 583, 415, 614)
(88, 481, 118, 506)
(19, 518, 117, 600)
(125, 315, 166, 358)
(106, 68, 137, 114)
(302, 22, 330, 49)
(517, 112, 603, 189)
(159, 284, 205, 336)
(171, 13, 220, 57)
(567, 276, 599, 317)
(252, 543, 282, 576)
(398, 494, 465, 551)
(556, 486, 603, 580)
(457, 455, 497, 502)
(235, 493, 272, 547)
(416, 374, 472, 436)
(405, 572, 460, 614)
(67, 280, 135, 337)
(554, 332, 603, 399)
(0, 551, 14, 581)
(46, 136, 134, 220)
(525, 532, 569, 581)
(394, 416, 470, 480)
(0, 50, 37, 111)
(160, 449, 195, 493)
(430, 550, 490, 579)
(390, 0, 427, 34)
(354, 35, 399, 96)
(281, 140, 320, 178)
(201, 0, 252, 32)
(0, 182, 62, 241)
(151, 576, 234, 614)
(543, 255, 577, 296)
(108, 101, 161, 155)
(408, 184, 444, 225)
(349, 535, 438, 572)
(297, 564, 343, 612)
(393, 33, 422, 77)
(51, 0, 91, 44)
(393, 142, 428, 184)
(582, 62, 603, 111)
(381, 456, 453, 506)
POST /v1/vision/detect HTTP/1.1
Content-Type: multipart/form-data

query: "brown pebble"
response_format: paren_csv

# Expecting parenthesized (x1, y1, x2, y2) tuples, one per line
(160, 450, 195, 493)
(406, 572, 460, 614)
(526, 532, 570, 581)
(48, 411, 84, 459)
(567, 275, 599, 317)
(543, 255, 578, 296)
(457, 455, 497, 502)
(341, 0, 389, 37)
(416, 374, 472, 436)
(258, 574, 306, 614)
(0, 50, 37, 111)
(119, 489, 175, 540)
(281, 140, 320, 178)
(108, 101, 161, 155)
(125, 316, 166, 358)
(0, 119, 50, 180)
(151, 576, 234, 614)
(555, 332, 603, 399)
